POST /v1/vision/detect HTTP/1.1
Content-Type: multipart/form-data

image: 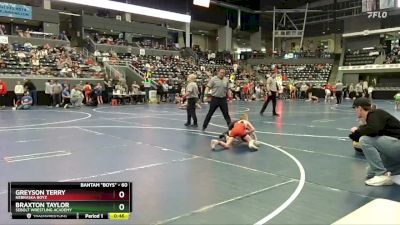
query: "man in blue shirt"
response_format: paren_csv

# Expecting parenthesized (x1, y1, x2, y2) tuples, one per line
(61, 86, 71, 109)
(17, 92, 32, 110)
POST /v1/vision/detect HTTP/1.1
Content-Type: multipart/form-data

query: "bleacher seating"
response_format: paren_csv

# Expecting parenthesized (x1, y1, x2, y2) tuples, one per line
(0, 44, 103, 79)
(384, 46, 400, 64)
(257, 64, 332, 83)
(116, 53, 257, 86)
(344, 48, 380, 66)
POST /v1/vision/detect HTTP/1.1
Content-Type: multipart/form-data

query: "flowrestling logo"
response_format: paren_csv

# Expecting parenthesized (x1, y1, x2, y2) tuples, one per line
(367, 11, 388, 18)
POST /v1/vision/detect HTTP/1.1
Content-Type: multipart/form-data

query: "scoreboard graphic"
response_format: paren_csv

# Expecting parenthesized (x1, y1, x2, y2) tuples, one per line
(8, 182, 132, 220)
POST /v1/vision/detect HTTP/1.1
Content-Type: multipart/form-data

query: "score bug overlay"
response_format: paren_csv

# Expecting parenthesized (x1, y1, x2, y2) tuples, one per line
(8, 182, 132, 220)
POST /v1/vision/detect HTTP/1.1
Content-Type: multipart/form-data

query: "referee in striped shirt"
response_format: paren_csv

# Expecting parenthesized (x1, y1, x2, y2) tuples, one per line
(202, 68, 232, 131)
(260, 73, 279, 116)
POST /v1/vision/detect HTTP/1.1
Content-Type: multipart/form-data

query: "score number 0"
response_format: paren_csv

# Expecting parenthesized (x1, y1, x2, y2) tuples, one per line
(118, 183, 128, 211)
(118, 191, 125, 211)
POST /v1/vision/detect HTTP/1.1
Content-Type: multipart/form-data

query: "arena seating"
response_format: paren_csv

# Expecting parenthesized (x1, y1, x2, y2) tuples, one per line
(384, 46, 400, 64)
(256, 64, 332, 84)
(90, 33, 178, 51)
(344, 48, 380, 66)
(0, 44, 103, 79)
(129, 55, 206, 83)
(117, 53, 257, 85)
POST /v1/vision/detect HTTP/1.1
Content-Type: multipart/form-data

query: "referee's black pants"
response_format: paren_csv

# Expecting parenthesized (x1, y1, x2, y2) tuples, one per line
(186, 98, 197, 125)
(260, 91, 277, 115)
(336, 91, 342, 104)
(203, 96, 231, 130)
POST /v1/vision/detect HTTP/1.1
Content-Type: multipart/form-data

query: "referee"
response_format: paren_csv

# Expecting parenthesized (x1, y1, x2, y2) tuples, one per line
(260, 73, 279, 116)
(202, 68, 232, 131)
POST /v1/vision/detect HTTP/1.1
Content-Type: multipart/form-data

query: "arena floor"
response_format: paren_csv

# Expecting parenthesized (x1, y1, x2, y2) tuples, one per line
(1, 99, 400, 225)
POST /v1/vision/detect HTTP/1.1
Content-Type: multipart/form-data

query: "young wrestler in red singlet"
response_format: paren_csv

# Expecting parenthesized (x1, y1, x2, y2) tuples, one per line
(211, 113, 258, 151)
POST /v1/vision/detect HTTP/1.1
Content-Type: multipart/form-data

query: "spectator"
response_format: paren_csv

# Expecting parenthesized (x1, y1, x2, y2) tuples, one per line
(94, 33, 99, 43)
(0, 24, 5, 35)
(86, 57, 94, 66)
(31, 55, 40, 66)
(350, 98, 400, 186)
(300, 83, 308, 99)
(83, 82, 92, 103)
(0, 79, 7, 109)
(52, 80, 62, 107)
(94, 83, 103, 105)
(368, 86, 374, 100)
(363, 80, 369, 97)
(14, 81, 24, 105)
(131, 81, 140, 104)
(162, 81, 169, 102)
(16, 26, 23, 37)
(335, 80, 343, 104)
(15, 92, 32, 110)
(61, 86, 71, 109)
(25, 28, 31, 38)
(24, 79, 37, 105)
(45, 80, 53, 106)
(349, 83, 355, 99)
(58, 31, 66, 40)
(70, 85, 84, 108)
(355, 81, 363, 98)
(60, 64, 72, 77)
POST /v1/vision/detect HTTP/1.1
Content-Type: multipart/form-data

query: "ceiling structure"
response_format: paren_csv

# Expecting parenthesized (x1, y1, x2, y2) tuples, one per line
(6, 0, 348, 49)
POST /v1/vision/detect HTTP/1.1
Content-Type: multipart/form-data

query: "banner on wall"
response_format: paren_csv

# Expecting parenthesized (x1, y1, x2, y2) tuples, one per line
(0, 2, 32, 20)
(0, 35, 8, 44)
(380, 0, 395, 9)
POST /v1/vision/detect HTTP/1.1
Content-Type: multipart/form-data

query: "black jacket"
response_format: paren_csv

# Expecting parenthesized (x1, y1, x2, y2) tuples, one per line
(357, 109, 400, 139)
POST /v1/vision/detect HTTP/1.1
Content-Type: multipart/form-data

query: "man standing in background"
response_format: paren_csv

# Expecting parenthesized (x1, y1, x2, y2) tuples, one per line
(0, 79, 7, 109)
(260, 73, 279, 116)
(335, 80, 343, 104)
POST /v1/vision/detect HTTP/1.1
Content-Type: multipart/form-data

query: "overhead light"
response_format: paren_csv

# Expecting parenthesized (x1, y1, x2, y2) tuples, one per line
(59, 11, 81, 16)
(54, 0, 191, 23)
(193, 0, 210, 8)
(201, 33, 205, 36)
(167, 27, 185, 32)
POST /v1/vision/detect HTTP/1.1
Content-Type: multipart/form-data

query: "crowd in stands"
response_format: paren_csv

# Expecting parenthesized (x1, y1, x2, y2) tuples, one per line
(136, 39, 178, 51)
(0, 23, 68, 41)
(93, 32, 128, 45)
(0, 43, 104, 78)
(344, 48, 381, 66)
(0, 24, 5, 36)
(344, 46, 400, 65)
(256, 63, 332, 83)
(91, 32, 178, 50)
(384, 46, 400, 64)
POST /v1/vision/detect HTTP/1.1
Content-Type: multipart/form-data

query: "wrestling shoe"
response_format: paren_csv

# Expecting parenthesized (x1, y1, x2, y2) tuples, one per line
(210, 139, 219, 150)
(392, 175, 400, 185)
(249, 140, 258, 151)
(365, 172, 393, 186)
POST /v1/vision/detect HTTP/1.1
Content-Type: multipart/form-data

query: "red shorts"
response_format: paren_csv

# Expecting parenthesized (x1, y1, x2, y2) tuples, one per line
(229, 123, 247, 138)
